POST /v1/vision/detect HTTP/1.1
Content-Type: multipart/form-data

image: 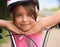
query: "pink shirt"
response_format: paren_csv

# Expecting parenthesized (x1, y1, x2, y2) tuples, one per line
(12, 33, 44, 47)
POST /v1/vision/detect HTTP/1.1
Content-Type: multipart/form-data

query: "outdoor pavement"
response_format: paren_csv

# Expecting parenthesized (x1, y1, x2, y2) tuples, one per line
(44, 28, 60, 47)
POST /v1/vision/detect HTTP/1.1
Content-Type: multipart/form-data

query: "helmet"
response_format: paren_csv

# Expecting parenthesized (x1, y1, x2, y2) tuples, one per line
(7, 0, 29, 6)
(7, 0, 39, 10)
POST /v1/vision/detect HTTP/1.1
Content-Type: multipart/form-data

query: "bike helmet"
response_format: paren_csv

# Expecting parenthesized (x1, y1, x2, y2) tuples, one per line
(7, 0, 39, 12)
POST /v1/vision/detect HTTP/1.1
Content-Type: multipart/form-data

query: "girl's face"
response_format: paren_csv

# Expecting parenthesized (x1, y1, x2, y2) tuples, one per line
(12, 5, 36, 32)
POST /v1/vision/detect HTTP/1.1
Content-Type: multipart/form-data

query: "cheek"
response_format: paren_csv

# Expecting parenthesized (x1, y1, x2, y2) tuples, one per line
(29, 18, 36, 25)
(14, 17, 21, 24)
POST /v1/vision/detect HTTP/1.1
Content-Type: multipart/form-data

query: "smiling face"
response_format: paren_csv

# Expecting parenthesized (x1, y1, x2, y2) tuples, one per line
(11, 5, 37, 32)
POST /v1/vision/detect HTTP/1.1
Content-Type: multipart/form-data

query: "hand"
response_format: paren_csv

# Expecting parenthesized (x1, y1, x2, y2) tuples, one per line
(5, 21, 31, 35)
(6, 21, 21, 34)
(25, 27, 42, 35)
(25, 20, 43, 35)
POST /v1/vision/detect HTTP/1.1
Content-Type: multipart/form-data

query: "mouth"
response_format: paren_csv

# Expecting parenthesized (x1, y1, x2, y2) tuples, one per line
(21, 23, 32, 29)
(20, 24, 31, 32)
(21, 23, 30, 26)
(22, 24, 30, 27)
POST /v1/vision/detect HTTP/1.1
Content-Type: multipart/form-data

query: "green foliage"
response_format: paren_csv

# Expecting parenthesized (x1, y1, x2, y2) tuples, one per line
(0, 0, 11, 20)
(0, 0, 7, 7)
(40, 14, 46, 17)
(0, 28, 10, 43)
(43, 7, 60, 11)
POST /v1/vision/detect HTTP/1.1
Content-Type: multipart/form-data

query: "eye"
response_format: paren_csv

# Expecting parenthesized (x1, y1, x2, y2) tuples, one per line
(27, 13, 34, 18)
(27, 13, 33, 17)
(15, 13, 22, 17)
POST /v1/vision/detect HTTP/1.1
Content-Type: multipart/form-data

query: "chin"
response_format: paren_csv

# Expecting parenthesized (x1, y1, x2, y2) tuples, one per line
(21, 28, 31, 32)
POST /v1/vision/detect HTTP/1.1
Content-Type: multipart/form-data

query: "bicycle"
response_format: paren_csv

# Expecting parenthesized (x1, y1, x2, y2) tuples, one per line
(0, 25, 58, 47)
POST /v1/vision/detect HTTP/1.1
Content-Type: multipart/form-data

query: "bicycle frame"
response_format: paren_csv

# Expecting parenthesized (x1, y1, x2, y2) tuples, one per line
(0, 25, 56, 47)
(7, 31, 38, 47)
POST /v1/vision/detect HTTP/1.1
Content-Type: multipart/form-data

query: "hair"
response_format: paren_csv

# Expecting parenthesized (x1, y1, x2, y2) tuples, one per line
(8, 0, 39, 21)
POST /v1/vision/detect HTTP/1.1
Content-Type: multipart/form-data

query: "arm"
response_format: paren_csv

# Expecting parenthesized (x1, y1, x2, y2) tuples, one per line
(0, 20, 8, 27)
(25, 10, 60, 35)
(41, 10, 60, 28)
(0, 20, 20, 34)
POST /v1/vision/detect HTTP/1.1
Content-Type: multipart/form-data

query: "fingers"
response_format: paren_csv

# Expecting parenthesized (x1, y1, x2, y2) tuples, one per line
(24, 30, 41, 35)
(7, 28, 20, 34)
(24, 30, 35, 35)
(6, 21, 21, 34)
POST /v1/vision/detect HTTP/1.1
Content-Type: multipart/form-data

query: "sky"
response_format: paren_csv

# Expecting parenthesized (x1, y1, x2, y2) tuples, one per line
(39, 0, 59, 10)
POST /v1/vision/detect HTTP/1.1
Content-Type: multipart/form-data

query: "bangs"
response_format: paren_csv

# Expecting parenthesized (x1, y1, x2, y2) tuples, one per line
(22, 4, 37, 20)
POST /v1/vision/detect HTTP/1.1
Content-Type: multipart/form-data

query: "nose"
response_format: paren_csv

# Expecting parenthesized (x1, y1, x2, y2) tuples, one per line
(22, 16, 28, 22)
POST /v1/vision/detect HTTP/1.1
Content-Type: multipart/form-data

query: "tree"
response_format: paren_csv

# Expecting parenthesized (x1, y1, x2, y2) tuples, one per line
(0, 0, 10, 20)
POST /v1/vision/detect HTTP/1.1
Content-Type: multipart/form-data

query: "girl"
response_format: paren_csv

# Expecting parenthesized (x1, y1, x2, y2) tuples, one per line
(0, 0, 60, 47)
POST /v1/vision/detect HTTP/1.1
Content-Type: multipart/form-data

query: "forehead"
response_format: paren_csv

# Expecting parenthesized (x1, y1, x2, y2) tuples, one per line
(12, 4, 36, 14)
(13, 5, 28, 13)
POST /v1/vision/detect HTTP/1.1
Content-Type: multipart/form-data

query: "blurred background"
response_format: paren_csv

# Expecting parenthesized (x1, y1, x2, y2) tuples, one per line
(0, 0, 60, 47)
(0, 0, 11, 47)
